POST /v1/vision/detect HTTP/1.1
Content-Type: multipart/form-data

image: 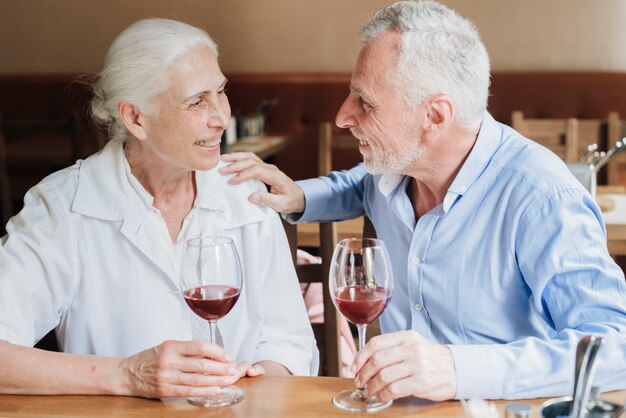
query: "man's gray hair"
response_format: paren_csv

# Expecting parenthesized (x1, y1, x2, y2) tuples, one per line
(91, 18, 219, 142)
(361, 1, 490, 129)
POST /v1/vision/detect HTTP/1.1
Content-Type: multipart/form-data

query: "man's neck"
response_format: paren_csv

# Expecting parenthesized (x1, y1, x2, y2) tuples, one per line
(404, 126, 480, 219)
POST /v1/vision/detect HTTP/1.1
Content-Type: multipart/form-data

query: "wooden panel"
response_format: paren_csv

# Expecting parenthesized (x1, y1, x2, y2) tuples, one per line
(2, 72, 626, 183)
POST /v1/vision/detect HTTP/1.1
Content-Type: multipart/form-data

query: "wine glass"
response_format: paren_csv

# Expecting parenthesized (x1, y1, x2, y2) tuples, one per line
(329, 238, 394, 413)
(180, 236, 244, 407)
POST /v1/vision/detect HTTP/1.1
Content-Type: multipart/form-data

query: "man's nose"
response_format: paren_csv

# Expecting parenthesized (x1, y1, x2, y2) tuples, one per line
(335, 96, 357, 129)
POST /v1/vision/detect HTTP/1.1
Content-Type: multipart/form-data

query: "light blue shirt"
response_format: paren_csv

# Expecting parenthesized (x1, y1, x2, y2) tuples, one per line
(296, 112, 626, 399)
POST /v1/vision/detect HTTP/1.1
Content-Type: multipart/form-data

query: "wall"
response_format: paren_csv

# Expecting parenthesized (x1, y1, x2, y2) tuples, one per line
(1, 0, 625, 75)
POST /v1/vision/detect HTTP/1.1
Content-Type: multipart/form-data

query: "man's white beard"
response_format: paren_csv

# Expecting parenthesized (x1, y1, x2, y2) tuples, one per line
(363, 143, 423, 175)
(352, 128, 424, 175)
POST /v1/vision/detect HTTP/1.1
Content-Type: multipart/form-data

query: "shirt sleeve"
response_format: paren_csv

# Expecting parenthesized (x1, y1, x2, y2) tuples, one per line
(0, 182, 78, 347)
(251, 208, 319, 375)
(449, 188, 626, 399)
(288, 163, 368, 223)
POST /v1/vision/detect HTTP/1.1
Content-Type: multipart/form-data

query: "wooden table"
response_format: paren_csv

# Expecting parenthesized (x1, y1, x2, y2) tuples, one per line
(0, 376, 623, 417)
(223, 135, 291, 161)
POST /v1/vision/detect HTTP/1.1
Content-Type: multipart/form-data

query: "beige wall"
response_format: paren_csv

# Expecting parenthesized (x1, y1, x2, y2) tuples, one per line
(1, 0, 625, 75)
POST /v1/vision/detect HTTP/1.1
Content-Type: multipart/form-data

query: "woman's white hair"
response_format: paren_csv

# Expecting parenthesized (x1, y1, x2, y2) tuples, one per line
(91, 18, 219, 142)
(361, 0, 490, 129)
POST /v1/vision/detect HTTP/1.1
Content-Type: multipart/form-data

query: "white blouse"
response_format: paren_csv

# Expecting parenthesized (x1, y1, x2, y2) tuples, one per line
(0, 141, 318, 376)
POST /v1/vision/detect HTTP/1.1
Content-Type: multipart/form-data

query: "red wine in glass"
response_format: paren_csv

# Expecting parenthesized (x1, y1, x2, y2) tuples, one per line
(329, 238, 394, 413)
(184, 285, 240, 321)
(334, 285, 391, 325)
(180, 236, 244, 408)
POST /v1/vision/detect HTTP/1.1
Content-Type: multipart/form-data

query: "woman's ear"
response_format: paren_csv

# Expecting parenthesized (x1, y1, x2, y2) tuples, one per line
(423, 95, 455, 135)
(118, 102, 148, 140)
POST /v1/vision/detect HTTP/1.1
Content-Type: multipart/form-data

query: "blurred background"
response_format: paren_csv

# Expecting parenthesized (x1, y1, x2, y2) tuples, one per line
(1, 0, 626, 209)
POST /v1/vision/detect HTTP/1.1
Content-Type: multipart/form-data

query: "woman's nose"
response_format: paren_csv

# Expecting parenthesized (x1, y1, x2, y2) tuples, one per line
(208, 100, 230, 129)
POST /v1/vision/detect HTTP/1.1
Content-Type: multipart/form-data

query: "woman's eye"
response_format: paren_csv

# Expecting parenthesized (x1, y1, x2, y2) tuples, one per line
(189, 99, 202, 108)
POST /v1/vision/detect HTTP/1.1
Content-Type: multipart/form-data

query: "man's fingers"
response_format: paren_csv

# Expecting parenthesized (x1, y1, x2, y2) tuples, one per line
(353, 332, 412, 374)
(361, 362, 411, 398)
(371, 376, 416, 403)
(219, 157, 263, 175)
(220, 152, 262, 163)
(226, 165, 280, 186)
(355, 345, 404, 389)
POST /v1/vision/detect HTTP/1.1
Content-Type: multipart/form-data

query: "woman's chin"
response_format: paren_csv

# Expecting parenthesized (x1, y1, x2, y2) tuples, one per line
(194, 155, 221, 171)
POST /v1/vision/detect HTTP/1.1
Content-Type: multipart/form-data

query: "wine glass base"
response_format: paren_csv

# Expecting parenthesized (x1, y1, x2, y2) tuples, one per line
(187, 386, 244, 407)
(332, 389, 392, 413)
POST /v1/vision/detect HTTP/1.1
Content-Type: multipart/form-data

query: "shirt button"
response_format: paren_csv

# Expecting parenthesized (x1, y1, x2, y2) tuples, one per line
(411, 256, 421, 265)
(414, 303, 423, 311)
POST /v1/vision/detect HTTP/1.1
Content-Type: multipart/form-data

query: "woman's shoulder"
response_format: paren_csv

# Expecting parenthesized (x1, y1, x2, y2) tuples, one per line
(196, 161, 274, 226)
(27, 163, 82, 204)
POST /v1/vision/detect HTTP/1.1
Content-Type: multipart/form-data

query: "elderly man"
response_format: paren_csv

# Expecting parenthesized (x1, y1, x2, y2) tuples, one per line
(222, 0, 626, 402)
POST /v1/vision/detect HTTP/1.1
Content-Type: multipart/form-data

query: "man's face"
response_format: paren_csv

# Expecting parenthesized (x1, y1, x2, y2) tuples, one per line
(335, 31, 425, 175)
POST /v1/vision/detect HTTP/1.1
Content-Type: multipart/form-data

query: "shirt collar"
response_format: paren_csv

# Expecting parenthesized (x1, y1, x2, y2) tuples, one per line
(72, 140, 130, 220)
(72, 141, 230, 220)
(377, 173, 404, 197)
(447, 112, 502, 197)
(122, 150, 154, 207)
(120, 147, 229, 213)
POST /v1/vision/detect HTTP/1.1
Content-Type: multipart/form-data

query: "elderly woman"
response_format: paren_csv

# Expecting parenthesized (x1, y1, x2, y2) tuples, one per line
(0, 18, 317, 398)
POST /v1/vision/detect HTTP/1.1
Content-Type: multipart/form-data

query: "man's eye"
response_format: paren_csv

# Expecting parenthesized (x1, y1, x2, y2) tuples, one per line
(359, 97, 371, 109)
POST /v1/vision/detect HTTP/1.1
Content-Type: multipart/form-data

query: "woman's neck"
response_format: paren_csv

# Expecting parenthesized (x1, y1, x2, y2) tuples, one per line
(124, 141, 196, 242)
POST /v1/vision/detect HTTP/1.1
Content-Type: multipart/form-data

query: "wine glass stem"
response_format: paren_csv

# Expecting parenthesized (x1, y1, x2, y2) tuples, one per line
(208, 320, 217, 345)
(357, 324, 367, 351)
(355, 324, 367, 393)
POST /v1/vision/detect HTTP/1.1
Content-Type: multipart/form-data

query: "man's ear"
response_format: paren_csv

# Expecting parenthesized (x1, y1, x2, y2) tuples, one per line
(423, 95, 455, 135)
(118, 102, 148, 140)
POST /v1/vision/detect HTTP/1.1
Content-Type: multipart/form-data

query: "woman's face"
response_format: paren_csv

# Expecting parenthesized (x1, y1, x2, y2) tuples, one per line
(140, 46, 230, 172)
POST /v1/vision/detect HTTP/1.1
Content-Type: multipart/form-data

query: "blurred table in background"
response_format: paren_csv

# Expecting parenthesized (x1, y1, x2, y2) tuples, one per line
(598, 185, 626, 256)
(297, 218, 364, 248)
(224, 135, 291, 161)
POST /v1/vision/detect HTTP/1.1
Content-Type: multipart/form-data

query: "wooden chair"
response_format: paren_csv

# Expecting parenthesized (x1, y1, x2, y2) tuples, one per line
(511, 111, 579, 161)
(605, 114, 625, 187)
(282, 122, 378, 376)
(512, 111, 624, 184)
(282, 218, 341, 376)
